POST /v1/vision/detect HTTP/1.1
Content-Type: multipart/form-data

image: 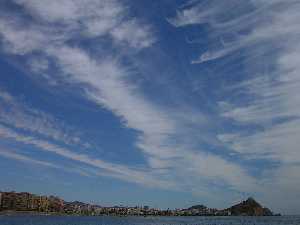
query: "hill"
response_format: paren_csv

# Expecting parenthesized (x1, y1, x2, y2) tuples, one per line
(228, 197, 273, 216)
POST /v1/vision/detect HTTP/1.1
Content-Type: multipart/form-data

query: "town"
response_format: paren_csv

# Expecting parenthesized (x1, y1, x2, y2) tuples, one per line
(0, 191, 276, 216)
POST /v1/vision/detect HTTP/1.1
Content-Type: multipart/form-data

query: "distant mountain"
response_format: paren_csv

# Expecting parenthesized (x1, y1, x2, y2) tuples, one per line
(228, 197, 273, 216)
(188, 205, 207, 210)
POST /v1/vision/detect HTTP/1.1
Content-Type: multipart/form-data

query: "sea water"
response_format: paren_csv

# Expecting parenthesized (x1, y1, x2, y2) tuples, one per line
(0, 215, 299, 225)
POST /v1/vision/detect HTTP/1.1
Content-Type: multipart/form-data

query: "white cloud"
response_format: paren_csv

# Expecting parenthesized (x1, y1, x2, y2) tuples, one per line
(0, 147, 60, 169)
(0, 89, 90, 148)
(13, 0, 154, 48)
(220, 1, 300, 212)
(111, 19, 155, 49)
(170, 0, 300, 211)
(191, 44, 240, 64)
(0, 124, 175, 189)
(0, 147, 92, 177)
(168, 0, 258, 29)
(216, 0, 300, 162)
(168, 0, 299, 64)
(259, 164, 300, 214)
(0, 19, 48, 55)
(15, 0, 80, 23)
(218, 119, 300, 163)
(0, 0, 260, 201)
(172, 0, 300, 162)
(15, 0, 123, 32)
(28, 57, 49, 73)
(167, 2, 218, 27)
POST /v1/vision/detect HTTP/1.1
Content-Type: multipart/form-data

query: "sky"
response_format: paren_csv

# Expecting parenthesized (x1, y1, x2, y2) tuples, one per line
(0, 0, 299, 215)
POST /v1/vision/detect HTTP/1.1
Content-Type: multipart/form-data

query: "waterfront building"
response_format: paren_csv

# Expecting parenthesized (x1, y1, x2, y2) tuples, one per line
(28, 194, 40, 211)
(39, 196, 49, 212)
(0, 192, 2, 210)
(1, 192, 17, 210)
(15, 192, 30, 211)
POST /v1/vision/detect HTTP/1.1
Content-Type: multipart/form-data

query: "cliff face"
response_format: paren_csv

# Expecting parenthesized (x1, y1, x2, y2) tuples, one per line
(228, 198, 273, 216)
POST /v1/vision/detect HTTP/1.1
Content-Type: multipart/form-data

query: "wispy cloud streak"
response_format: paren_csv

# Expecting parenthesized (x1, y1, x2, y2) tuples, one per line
(0, 124, 175, 189)
(0, 89, 91, 148)
(0, 147, 92, 177)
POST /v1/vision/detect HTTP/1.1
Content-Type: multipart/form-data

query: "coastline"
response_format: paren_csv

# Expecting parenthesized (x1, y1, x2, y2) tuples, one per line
(0, 210, 281, 217)
(0, 191, 279, 217)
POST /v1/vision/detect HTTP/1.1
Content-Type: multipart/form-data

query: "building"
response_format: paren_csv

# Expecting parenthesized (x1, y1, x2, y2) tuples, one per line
(15, 192, 30, 211)
(0, 192, 17, 210)
(39, 196, 49, 212)
(27, 194, 40, 211)
(0, 192, 2, 210)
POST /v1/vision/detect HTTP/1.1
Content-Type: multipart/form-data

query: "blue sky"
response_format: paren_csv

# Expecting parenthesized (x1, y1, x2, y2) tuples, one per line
(0, 0, 300, 214)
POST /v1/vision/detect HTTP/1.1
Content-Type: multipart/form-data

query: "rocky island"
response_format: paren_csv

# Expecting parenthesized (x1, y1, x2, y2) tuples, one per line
(227, 197, 273, 216)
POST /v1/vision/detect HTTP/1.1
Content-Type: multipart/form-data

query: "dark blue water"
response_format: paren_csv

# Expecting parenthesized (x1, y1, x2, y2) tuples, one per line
(0, 216, 299, 225)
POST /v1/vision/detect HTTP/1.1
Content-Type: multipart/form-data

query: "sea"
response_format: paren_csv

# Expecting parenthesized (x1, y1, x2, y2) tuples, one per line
(0, 215, 299, 225)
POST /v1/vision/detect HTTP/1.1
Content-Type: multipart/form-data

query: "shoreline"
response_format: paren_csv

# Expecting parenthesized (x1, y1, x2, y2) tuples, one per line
(0, 211, 281, 217)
